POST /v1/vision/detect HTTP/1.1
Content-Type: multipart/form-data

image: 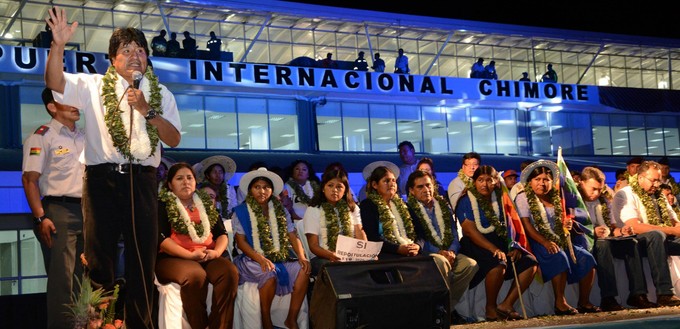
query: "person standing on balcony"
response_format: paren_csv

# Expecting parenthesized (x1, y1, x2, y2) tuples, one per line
(394, 48, 410, 74)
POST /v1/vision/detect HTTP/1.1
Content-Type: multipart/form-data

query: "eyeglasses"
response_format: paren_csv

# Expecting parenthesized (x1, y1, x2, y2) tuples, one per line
(640, 175, 662, 187)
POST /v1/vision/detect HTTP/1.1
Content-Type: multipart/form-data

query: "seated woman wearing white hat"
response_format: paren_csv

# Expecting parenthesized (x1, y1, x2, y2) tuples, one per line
(515, 160, 599, 316)
(195, 155, 238, 219)
(231, 168, 311, 329)
(360, 161, 420, 260)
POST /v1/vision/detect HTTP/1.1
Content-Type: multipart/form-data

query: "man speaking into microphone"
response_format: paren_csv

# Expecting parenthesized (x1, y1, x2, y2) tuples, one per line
(44, 6, 181, 328)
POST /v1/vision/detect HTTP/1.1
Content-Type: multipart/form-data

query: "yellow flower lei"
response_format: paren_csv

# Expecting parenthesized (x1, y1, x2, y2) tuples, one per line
(667, 176, 680, 196)
(468, 187, 508, 242)
(457, 169, 474, 189)
(286, 179, 320, 205)
(102, 66, 162, 162)
(407, 194, 453, 250)
(524, 184, 569, 249)
(320, 200, 353, 250)
(245, 195, 291, 262)
(630, 174, 673, 227)
(158, 187, 219, 237)
(367, 191, 416, 244)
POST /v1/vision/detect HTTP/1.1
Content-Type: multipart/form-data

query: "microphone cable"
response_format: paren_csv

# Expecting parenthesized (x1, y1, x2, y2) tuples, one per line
(117, 82, 156, 328)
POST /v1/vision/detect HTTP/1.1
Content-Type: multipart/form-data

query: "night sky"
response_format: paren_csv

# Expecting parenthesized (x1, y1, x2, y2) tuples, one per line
(285, 1, 678, 40)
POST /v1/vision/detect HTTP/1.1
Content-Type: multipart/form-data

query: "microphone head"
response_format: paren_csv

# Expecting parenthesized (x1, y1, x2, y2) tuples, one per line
(132, 71, 143, 89)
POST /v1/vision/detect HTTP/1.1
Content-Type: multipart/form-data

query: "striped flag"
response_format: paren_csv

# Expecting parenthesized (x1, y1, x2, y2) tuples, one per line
(498, 172, 532, 255)
(556, 147, 594, 251)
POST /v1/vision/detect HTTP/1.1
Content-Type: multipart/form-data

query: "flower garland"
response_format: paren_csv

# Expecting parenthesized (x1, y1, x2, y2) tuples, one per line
(367, 191, 416, 244)
(467, 187, 507, 241)
(407, 195, 453, 250)
(245, 195, 290, 262)
(630, 174, 673, 227)
(102, 66, 163, 162)
(667, 176, 680, 196)
(524, 185, 569, 249)
(158, 188, 219, 242)
(457, 169, 474, 189)
(286, 179, 320, 205)
(319, 200, 353, 250)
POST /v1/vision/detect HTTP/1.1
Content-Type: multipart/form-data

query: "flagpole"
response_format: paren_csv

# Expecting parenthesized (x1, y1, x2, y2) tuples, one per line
(511, 260, 528, 319)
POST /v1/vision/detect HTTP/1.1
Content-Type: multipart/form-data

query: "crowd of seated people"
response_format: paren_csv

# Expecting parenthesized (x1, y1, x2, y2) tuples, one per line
(148, 149, 680, 327)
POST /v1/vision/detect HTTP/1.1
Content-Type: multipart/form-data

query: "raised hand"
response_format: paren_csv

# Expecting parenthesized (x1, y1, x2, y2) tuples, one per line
(45, 6, 79, 47)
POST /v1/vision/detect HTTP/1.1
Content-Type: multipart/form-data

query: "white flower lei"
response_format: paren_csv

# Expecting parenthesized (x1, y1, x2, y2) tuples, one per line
(247, 200, 281, 254)
(468, 192, 500, 234)
(415, 200, 446, 246)
(115, 78, 152, 160)
(533, 195, 557, 236)
(173, 193, 211, 243)
(319, 206, 355, 250)
(389, 201, 414, 245)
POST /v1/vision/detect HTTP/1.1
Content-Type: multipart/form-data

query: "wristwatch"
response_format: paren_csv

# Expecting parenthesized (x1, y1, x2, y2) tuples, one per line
(33, 215, 46, 226)
(144, 109, 157, 120)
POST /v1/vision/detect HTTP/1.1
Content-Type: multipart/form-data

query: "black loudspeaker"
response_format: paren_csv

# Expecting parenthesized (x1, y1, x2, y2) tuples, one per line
(310, 256, 449, 329)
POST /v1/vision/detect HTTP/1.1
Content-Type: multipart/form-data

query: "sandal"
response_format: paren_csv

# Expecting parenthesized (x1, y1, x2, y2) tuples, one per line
(554, 306, 578, 316)
(577, 304, 602, 313)
(496, 307, 522, 321)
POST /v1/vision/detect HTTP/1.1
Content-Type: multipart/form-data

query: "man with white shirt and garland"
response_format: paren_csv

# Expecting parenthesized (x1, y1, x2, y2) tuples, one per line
(45, 7, 182, 327)
(611, 161, 680, 307)
(578, 167, 659, 310)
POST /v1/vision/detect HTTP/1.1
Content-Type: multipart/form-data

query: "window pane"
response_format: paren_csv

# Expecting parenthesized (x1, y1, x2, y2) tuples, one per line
(628, 115, 647, 155)
(343, 103, 370, 152)
(610, 115, 629, 155)
(20, 86, 52, 143)
(530, 111, 551, 156)
(268, 99, 298, 150)
(646, 116, 664, 156)
(495, 109, 518, 154)
(664, 118, 680, 155)
(317, 102, 343, 151)
(422, 106, 448, 153)
(396, 105, 422, 152)
(205, 96, 237, 149)
(237, 98, 268, 150)
(369, 104, 396, 152)
(592, 114, 612, 155)
(175, 95, 205, 149)
(447, 108, 471, 153)
(471, 109, 496, 153)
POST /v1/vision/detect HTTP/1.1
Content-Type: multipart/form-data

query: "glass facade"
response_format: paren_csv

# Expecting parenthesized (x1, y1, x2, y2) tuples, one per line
(3, 0, 680, 299)
(2, 1, 680, 90)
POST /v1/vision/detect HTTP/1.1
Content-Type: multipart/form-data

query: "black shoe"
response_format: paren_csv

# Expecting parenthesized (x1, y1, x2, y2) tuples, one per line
(627, 294, 657, 309)
(600, 296, 624, 312)
(450, 310, 467, 325)
(657, 294, 680, 307)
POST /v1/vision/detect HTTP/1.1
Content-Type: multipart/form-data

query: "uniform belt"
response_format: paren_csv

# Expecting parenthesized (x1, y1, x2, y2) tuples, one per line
(87, 163, 156, 174)
(43, 195, 82, 203)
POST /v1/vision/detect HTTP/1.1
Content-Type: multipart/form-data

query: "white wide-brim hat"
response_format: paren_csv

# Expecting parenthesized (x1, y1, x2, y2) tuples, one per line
(239, 167, 284, 196)
(362, 160, 400, 181)
(194, 155, 237, 183)
(520, 160, 559, 184)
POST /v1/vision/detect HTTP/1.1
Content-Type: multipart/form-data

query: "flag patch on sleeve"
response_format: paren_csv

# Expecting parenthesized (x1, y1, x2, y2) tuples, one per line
(30, 147, 41, 156)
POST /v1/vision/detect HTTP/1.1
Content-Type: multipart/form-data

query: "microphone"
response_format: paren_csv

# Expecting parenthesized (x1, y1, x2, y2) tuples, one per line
(132, 71, 143, 89)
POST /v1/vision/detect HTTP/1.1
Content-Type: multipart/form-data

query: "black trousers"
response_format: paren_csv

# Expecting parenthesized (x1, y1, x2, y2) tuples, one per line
(83, 164, 158, 328)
